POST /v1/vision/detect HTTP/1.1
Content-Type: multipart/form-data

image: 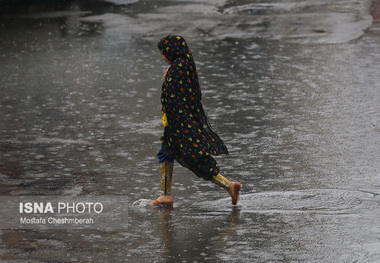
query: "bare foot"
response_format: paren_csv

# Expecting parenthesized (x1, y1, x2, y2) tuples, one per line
(148, 195, 173, 206)
(228, 182, 242, 205)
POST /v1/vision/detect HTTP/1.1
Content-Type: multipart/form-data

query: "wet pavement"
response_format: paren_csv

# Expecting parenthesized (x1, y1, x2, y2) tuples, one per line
(1, 0, 380, 262)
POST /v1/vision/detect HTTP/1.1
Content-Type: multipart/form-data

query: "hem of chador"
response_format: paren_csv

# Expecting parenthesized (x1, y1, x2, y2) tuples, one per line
(157, 144, 220, 181)
(176, 157, 220, 181)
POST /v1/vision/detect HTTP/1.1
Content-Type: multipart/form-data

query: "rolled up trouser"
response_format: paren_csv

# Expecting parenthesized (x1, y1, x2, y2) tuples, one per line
(157, 144, 175, 164)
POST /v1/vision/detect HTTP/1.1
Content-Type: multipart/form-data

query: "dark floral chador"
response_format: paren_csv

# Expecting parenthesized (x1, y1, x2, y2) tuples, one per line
(158, 35, 228, 180)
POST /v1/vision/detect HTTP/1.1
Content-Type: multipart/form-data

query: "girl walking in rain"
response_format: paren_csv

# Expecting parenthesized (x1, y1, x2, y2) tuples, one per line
(148, 35, 242, 206)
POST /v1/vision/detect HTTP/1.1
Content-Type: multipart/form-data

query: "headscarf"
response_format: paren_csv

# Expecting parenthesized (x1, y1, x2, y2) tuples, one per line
(158, 35, 196, 71)
(158, 35, 228, 161)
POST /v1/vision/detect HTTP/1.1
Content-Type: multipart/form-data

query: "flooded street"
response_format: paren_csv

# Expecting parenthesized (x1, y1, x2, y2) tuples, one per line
(1, 0, 380, 262)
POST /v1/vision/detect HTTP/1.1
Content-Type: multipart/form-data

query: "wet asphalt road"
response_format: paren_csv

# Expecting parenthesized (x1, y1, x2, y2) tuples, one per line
(1, 0, 380, 262)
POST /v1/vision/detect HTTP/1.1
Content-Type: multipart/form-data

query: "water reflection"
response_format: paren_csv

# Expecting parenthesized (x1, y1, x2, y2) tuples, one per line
(155, 206, 242, 262)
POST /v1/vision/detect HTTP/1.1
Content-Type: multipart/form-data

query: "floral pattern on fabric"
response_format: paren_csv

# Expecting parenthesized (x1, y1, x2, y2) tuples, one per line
(157, 35, 228, 180)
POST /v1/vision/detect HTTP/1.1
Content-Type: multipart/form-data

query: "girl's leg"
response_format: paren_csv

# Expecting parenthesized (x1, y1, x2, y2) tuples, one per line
(148, 145, 175, 206)
(212, 173, 231, 190)
(157, 144, 175, 196)
(212, 173, 242, 205)
(159, 161, 173, 196)
(177, 155, 242, 205)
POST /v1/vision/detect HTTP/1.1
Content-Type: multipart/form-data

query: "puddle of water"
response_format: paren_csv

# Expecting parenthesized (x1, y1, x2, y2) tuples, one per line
(1, 0, 380, 262)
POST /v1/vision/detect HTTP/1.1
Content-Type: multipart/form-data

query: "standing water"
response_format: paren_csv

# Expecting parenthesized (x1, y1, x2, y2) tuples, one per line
(1, 0, 380, 262)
